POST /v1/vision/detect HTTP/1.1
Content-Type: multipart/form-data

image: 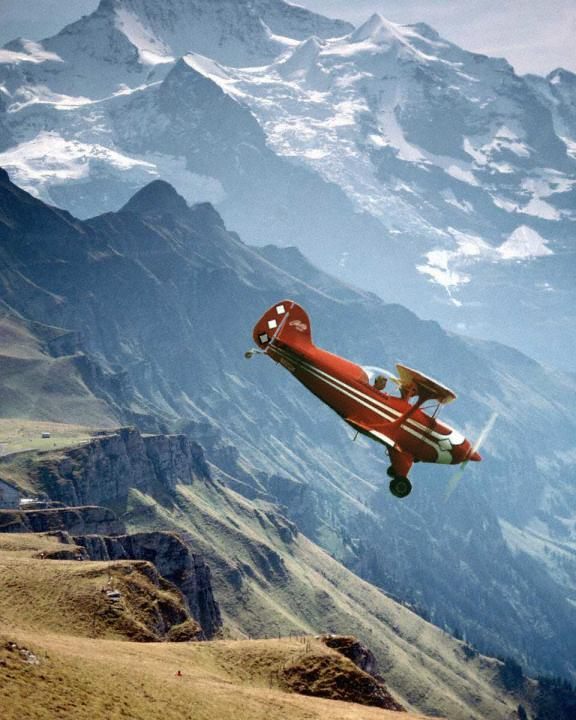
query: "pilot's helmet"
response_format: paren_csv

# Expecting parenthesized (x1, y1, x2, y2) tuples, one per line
(374, 375, 387, 390)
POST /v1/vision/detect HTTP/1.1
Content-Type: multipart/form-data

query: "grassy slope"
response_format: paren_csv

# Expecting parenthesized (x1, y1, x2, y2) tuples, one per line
(0, 536, 425, 720)
(0, 534, 195, 642)
(126, 474, 526, 720)
(0, 418, 97, 455)
(0, 312, 116, 427)
(0, 449, 531, 719)
(1, 632, 428, 720)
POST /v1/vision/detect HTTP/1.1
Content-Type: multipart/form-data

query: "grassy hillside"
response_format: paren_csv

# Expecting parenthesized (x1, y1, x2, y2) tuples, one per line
(0, 430, 534, 719)
(0, 536, 425, 720)
(1, 631, 428, 720)
(125, 475, 528, 720)
(0, 419, 97, 455)
(0, 534, 195, 642)
(0, 312, 117, 427)
(0, 419, 103, 495)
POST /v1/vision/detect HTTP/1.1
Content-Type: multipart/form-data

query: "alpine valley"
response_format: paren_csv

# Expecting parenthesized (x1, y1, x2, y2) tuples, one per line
(1, 1, 576, 718)
(1, 167, 576, 689)
(0, 0, 574, 367)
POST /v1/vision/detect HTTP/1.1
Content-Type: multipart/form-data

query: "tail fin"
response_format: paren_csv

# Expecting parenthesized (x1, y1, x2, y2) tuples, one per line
(252, 300, 313, 351)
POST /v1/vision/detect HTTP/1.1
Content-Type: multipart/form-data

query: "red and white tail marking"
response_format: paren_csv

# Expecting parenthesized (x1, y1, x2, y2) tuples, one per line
(253, 300, 313, 351)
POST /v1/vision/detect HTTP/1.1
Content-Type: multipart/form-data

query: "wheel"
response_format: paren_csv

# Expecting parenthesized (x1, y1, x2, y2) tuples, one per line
(386, 465, 395, 478)
(389, 476, 412, 498)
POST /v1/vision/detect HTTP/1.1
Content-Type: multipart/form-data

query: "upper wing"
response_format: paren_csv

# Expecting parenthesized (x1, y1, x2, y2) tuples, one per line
(396, 363, 456, 404)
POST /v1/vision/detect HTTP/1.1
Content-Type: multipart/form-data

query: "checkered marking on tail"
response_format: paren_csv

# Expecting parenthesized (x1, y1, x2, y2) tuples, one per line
(268, 319, 278, 330)
(259, 333, 269, 344)
(276, 305, 286, 314)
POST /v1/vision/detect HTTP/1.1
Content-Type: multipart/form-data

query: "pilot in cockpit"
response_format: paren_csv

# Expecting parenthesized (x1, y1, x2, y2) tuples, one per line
(373, 375, 388, 392)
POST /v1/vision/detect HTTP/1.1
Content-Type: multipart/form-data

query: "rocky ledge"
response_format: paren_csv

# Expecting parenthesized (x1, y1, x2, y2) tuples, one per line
(0, 505, 122, 535)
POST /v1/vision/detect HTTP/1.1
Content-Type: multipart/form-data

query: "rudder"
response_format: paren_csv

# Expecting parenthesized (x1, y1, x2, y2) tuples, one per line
(252, 300, 313, 351)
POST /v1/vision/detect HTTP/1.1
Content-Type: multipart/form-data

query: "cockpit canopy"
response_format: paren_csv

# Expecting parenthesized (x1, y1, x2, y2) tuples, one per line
(361, 364, 456, 407)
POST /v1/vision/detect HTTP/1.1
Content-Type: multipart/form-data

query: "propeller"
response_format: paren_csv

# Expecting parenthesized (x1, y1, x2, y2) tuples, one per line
(445, 411, 498, 500)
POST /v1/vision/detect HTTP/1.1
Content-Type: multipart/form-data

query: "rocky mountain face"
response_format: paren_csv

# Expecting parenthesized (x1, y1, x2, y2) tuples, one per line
(74, 530, 222, 638)
(1, 171, 576, 681)
(0, 505, 122, 535)
(33, 427, 210, 508)
(190, 13, 576, 367)
(0, 0, 352, 99)
(0, 0, 574, 367)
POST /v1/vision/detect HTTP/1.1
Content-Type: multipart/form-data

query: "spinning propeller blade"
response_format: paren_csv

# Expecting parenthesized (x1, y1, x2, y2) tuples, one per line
(445, 411, 498, 500)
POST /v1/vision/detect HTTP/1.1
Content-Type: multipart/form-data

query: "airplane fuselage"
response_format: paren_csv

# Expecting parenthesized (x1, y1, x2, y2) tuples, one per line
(268, 340, 472, 466)
(251, 300, 477, 475)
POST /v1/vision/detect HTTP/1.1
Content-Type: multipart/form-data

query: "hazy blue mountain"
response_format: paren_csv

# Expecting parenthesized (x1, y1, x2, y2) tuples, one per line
(2, 169, 576, 679)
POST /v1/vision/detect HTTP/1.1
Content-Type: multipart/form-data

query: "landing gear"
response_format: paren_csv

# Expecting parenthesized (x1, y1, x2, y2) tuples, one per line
(389, 476, 412, 498)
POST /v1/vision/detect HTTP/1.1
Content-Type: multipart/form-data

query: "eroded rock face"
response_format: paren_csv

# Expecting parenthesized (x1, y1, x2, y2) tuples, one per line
(74, 530, 222, 639)
(0, 506, 123, 535)
(33, 428, 211, 507)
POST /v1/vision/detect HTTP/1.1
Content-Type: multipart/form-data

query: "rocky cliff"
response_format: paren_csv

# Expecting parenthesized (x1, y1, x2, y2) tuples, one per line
(0, 500, 222, 639)
(33, 428, 211, 508)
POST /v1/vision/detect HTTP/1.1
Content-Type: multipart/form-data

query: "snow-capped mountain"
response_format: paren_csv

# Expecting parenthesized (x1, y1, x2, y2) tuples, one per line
(197, 14, 576, 363)
(0, 0, 351, 99)
(0, 0, 574, 367)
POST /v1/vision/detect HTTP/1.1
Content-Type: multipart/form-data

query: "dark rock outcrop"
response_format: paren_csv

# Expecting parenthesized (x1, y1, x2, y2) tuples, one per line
(74, 531, 222, 639)
(280, 638, 405, 711)
(0, 506, 123, 535)
(320, 635, 379, 677)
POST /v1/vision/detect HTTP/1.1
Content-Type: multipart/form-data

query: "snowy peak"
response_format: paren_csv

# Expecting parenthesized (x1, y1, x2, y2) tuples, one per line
(0, 0, 352, 101)
(277, 36, 322, 79)
(348, 13, 404, 46)
(0, 38, 63, 65)
(548, 67, 576, 84)
(97, 0, 351, 67)
(349, 13, 387, 42)
(406, 22, 441, 42)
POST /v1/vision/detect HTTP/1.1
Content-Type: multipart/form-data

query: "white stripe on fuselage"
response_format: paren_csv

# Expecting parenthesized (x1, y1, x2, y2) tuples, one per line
(271, 345, 455, 461)
(274, 345, 460, 440)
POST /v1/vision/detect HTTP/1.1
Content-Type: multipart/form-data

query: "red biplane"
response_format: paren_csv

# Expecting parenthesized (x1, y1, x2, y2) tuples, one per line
(246, 300, 481, 498)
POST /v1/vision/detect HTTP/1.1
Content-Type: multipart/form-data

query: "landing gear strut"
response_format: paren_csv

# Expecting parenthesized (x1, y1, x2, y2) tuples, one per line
(389, 475, 412, 498)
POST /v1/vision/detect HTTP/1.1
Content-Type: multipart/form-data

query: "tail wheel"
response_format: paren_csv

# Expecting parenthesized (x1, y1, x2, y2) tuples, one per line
(389, 476, 412, 498)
